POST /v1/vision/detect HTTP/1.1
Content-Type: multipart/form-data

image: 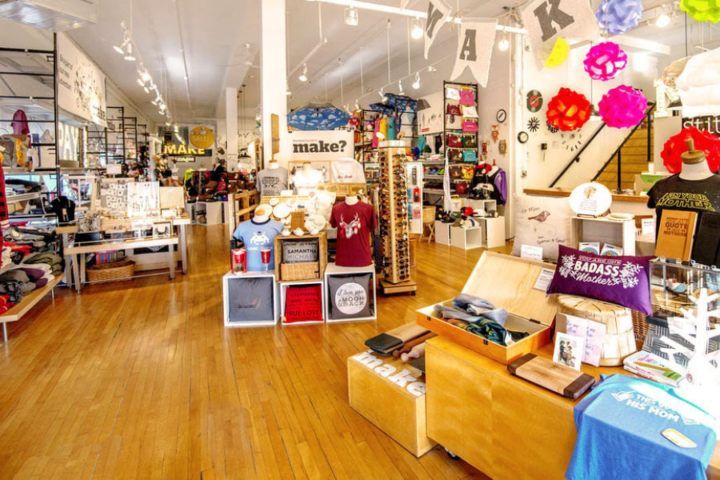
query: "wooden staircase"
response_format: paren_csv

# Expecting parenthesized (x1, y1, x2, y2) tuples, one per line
(595, 117, 653, 192)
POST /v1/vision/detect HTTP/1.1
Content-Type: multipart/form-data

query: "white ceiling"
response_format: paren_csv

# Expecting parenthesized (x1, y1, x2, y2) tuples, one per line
(0, 0, 712, 128)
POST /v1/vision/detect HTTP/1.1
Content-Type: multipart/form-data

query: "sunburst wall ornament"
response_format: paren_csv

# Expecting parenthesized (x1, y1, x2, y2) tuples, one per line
(528, 117, 540, 132)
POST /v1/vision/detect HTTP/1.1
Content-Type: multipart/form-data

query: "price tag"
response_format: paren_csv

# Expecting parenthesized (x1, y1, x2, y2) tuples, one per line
(534, 268, 555, 292)
(641, 218, 655, 236)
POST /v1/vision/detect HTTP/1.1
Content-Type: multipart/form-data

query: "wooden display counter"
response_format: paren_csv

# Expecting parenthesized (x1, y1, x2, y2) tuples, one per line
(425, 336, 720, 480)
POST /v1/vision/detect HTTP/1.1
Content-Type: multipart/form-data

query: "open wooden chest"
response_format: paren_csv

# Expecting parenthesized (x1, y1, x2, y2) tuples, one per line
(415, 252, 558, 364)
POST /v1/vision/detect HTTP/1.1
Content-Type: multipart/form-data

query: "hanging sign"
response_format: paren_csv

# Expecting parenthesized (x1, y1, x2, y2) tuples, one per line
(57, 34, 107, 127)
(189, 126, 215, 150)
(163, 144, 205, 156)
(291, 130, 354, 161)
(424, 0, 452, 59)
(450, 19, 497, 87)
(521, 0, 599, 69)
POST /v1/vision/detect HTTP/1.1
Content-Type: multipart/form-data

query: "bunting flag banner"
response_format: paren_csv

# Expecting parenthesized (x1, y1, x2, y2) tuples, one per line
(450, 19, 497, 87)
(521, 0, 599, 69)
(400, 0, 411, 9)
(424, 0, 452, 59)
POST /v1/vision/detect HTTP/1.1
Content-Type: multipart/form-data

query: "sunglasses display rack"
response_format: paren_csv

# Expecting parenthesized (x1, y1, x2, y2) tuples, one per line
(378, 141, 418, 296)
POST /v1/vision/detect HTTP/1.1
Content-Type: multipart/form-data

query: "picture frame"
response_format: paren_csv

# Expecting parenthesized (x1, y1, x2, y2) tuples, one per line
(153, 221, 172, 238)
(553, 332, 585, 371)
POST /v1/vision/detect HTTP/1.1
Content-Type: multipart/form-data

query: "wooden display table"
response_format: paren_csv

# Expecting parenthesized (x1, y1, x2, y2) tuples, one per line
(425, 336, 720, 480)
(0, 275, 62, 342)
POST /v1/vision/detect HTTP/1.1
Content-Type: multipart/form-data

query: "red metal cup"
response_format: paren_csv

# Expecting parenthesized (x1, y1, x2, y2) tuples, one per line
(232, 248, 247, 274)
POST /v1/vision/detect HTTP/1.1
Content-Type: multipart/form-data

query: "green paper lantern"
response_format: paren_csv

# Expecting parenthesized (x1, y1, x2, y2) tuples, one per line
(681, 0, 720, 23)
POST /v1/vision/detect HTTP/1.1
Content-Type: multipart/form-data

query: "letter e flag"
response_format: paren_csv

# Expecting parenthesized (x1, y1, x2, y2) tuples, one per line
(425, 0, 452, 59)
(521, 0, 599, 69)
(450, 19, 497, 87)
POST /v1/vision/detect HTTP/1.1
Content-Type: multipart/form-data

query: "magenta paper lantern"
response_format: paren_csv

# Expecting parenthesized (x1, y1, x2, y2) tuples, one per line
(584, 42, 628, 81)
(598, 85, 648, 128)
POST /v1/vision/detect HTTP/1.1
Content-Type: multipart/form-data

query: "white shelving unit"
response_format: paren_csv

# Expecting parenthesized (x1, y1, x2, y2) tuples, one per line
(280, 280, 326, 325)
(451, 226, 483, 250)
(223, 271, 278, 327)
(435, 220, 452, 245)
(571, 216, 636, 256)
(195, 201, 224, 226)
(324, 263, 377, 323)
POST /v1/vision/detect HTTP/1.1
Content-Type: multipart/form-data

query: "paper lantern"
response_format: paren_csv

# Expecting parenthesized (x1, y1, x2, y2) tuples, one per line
(681, 0, 720, 23)
(545, 38, 570, 68)
(584, 42, 628, 81)
(598, 85, 648, 128)
(661, 127, 720, 174)
(596, 0, 644, 35)
(546, 88, 592, 132)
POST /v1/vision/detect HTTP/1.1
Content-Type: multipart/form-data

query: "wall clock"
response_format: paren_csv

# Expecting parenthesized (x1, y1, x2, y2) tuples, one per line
(517, 131, 529, 144)
(496, 109, 507, 123)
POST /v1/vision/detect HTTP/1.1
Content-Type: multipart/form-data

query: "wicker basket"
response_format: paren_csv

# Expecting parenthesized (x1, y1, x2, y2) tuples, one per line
(632, 310, 649, 342)
(280, 262, 319, 281)
(87, 260, 135, 283)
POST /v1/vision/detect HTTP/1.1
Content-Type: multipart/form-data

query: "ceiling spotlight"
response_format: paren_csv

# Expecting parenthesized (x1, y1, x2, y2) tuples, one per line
(123, 43, 136, 61)
(345, 6, 359, 26)
(140, 70, 152, 83)
(656, 12, 671, 28)
(427, 66, 437, 72)
(143, 86, 150, 94)
(255, 113, 261, 121)
(412, 72, 421, 90)
(151, 99, 158, 106)
(159, 103, 167, 111)
(166, 121, 171, 127)
(299, 63, 308, 82)
(411, 17, 424, 39)
(113, 41, 126, 55)
(286, 83, 292, 96)
(398, 80, 404, 95)
(137, 78, 145, 87)
(174, 125, 179, 133)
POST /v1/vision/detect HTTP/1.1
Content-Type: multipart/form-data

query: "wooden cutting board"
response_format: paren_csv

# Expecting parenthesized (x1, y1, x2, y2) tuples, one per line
(507, 354, 596, 399)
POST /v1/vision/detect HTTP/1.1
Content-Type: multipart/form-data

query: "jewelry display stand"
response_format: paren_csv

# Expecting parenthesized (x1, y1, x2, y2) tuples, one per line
(378, 141, 417, 296)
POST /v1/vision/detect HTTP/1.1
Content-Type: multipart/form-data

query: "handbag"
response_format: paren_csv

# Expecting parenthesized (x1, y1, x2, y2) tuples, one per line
(447, 134, 462, 148)
(462, 105, 478, 118)
(463, 150, 477, 163)
(447, 104, 461, 116)
(463, 134, 477, 148)
(459, 90, 475, 105)
(446, 87, 461, 100)
(462, 120, 478, 132)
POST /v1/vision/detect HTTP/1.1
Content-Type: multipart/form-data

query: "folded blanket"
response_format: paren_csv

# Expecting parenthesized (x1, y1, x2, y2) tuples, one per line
(452, 293, 509, 325)
(0, 270, 29, 284)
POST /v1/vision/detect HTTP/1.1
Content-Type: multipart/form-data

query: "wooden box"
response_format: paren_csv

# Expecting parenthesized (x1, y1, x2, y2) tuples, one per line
(570, 216, 636, 256)
(416, 252, 557, 365)
(348, 350, 435, 457)
(274, 232, 328, 282)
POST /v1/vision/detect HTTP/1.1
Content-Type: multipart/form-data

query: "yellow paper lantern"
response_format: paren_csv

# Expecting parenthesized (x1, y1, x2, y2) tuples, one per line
(545, 38, 570, 68)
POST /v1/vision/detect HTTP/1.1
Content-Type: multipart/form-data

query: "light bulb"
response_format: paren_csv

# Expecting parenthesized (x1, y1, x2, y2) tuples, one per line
(411, 18, 424, 39)
(299, 64, 308, 82)
(498, 38, 509, 51)
(124, 43, 136, 61)
(143, 86, 150, 94)
(113, 44, 124, 55)
(656, 13, 671, 28)
(412, 73, 421, 89)
(137, 78, 145, 87)
(345, 6, 359, 26)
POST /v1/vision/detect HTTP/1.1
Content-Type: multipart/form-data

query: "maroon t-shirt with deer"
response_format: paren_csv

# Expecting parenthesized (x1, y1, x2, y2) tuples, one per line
(330, 201, 377, 267)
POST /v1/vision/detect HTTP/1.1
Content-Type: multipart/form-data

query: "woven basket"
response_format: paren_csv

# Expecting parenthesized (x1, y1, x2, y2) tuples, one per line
(280, 262, 319, 281)
(87, 260, 135, 283)
(556, 295, 638, 366)
(632, 310, 649, 342)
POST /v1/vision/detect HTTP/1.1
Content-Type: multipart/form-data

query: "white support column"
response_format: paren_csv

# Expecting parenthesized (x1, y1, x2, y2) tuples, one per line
(225, 87, 238, 172)
(261, 0, 290, 168)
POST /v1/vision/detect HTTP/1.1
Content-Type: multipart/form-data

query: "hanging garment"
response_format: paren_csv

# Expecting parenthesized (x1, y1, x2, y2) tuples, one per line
(11, 110, 29, 136)
(379, 116, 388, 141)
(387, 116, 396, 141)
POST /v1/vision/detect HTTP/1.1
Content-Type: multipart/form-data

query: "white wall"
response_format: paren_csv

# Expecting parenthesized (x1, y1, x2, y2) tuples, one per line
(519, 43, 659, 190)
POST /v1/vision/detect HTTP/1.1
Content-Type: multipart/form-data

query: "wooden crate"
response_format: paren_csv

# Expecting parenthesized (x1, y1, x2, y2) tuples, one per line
(317, 183, 367, 199)
(274, 232, 328, 282)
(348, 351, 435, 457)
(416, 252, 557, 365)
(570, 216, 637, 256)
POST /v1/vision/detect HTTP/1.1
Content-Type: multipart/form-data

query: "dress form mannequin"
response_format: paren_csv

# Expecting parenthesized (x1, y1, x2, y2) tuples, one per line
(679, 139, 714, 181)
(268, 159, 279, 170)
(345, 195, 359, 206)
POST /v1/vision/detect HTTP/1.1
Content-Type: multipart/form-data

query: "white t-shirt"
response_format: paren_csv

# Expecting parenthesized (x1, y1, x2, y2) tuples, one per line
(331, 158, 365, 183)
(293, 168, 324, 195)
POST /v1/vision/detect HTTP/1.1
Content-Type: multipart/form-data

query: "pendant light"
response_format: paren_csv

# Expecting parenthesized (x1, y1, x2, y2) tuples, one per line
(345, 6, 359, 26)
(299, 64, 308, 82)
(411, 17, 424, 39)
(412, 72, 421, 90)
(123, 43, 136, 61)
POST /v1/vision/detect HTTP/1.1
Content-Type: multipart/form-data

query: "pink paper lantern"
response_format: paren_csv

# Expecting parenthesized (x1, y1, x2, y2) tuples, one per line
(584, 42, 628, 81)
(598, 85, 648, 128)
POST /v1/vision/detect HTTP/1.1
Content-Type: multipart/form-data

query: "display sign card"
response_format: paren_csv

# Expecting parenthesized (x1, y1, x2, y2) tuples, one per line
(642, 218, 656, 236)
(556, 313, 607, 367)
(57, 34, 107, 127)
(290, 130, 354, 161)
(533, 268, 555, 292)
(521, 244, 544, 262)
(282, 240, 319, 264)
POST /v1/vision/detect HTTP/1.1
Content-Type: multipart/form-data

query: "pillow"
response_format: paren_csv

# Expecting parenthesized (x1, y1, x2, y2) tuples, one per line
(227, 277, 275, 323)
(512, 194, 573, 261)
(328, 274, 374, 320)
(284, 285, 323, 324)
(547, 245, 654, 315)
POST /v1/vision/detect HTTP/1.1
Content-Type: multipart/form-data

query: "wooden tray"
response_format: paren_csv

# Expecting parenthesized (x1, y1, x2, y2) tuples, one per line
(416, 252, 557, 365)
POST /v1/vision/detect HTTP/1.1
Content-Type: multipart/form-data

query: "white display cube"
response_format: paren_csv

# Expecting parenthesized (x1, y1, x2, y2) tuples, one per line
(435, 221, 452, 245)
(196, 201, 224, 225)
(324, 263, 377, 323)
(280, 280, 326, 325)
(223, 271, 278, 327)
(450, 226, 483, 250)
(482, 217, 506, 249)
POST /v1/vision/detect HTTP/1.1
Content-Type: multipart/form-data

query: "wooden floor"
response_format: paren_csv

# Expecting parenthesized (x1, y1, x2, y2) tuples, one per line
(0, 225, 509, 479)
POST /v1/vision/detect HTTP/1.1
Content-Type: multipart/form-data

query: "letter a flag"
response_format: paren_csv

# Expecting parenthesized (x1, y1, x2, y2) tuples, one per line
(425, 0, 452, 59)
(521, 0, 599, 69)
(450, 19, 497, 87)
